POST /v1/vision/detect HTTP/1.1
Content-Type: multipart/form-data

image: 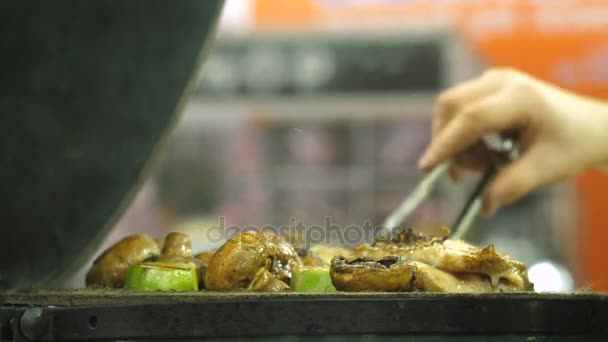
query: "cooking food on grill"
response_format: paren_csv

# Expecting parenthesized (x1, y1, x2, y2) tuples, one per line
(86, 232, 205, 289)
(204, 231, 302, 291)
(87, 227, 533, 293)
(353, 229, 533, 291)
(330, 256, 417, 292)
(125, 261, 199, 291)
(413, 262, 522, 293)
(86, 234, 160, 287)
(155, 232, 207, 288)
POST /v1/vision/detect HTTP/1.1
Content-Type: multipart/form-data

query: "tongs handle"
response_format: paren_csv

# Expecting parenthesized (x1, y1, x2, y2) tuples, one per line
(450, 165, 496, 240)
(450, 134, 518, 239)
(383, 160, 452, 232)
(383, 133, 518, 237)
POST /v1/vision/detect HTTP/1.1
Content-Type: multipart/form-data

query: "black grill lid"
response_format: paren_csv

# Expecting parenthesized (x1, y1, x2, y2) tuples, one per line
(0, 0, 223, 289)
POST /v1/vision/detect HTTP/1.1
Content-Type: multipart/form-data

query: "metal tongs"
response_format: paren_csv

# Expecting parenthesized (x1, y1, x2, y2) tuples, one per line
(383, 133, 519, 240)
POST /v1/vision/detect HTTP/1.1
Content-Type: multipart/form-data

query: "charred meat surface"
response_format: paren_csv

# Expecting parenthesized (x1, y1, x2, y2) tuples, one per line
(414, 262, 523, 293)
(86, 234, 160, 287)
(330, 256, 417, 292)
(204, 231, 302, 291)
(355, 229, 533, 291)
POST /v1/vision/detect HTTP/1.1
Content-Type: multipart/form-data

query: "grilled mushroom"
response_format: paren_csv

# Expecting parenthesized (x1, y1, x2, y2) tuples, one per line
(86, 234, 160, 287)
(204, 231, 301, 291)
(329, 255, 417, 292)
(194, 250, 216, 265)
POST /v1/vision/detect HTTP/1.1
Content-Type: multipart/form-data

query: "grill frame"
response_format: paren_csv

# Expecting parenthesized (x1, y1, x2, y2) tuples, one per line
(1, 291, 608, 341)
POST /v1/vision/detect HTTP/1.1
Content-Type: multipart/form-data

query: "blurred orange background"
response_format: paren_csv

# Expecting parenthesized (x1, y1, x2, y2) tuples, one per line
(253, 0, 608, 291)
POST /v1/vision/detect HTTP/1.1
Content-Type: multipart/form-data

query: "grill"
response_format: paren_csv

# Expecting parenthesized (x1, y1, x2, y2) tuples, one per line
(2, 291, 607, 341)
(3, 2, 608, 342)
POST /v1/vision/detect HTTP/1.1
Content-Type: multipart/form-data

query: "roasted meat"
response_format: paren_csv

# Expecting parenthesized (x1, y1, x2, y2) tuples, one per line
(354, 229, 533, 291)
(204, 231, 302, 291)
(414, 262, 523, 293)
(330, 256, 417, 292)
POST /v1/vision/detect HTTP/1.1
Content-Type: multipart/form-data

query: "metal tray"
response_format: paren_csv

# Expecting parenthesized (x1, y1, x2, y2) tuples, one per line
(1, 290, 607, 341)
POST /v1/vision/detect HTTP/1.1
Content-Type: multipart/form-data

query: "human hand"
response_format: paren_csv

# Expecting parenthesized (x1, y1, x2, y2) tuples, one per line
(418, 68, 608, 216)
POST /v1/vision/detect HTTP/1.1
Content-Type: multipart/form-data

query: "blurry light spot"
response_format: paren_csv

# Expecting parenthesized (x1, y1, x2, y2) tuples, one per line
(528, 261, 574, 293)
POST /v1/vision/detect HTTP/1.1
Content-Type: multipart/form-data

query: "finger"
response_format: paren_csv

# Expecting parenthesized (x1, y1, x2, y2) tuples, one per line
(419, 92, 527, 171)
(432, 71, 504, 138)
(481, 149, 546, 216)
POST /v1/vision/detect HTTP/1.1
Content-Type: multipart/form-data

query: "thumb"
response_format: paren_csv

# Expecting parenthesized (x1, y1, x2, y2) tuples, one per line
(482, 151, 543, 216)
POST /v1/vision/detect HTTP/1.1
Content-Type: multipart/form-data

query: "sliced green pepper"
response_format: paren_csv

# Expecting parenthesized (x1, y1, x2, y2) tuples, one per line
(125, 261, 198, 292)
(291, 267, 337, 293)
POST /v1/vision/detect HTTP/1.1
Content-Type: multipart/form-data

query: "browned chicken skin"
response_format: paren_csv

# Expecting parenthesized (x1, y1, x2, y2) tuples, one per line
(86, 234, 160, 287)
(354, 229, 533, 291)
(413, 262, 523, 293)
(204, 231, 301, 291)
(330, 256, 417, 292)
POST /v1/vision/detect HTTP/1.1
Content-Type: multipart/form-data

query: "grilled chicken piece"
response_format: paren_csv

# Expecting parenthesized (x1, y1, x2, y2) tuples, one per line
(330, 256, 417, 292)
(414, 262, 523, 293)
(205, 231, 302, 291)
(86, 234, 160, 287)
(355, 237, 532, 291)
